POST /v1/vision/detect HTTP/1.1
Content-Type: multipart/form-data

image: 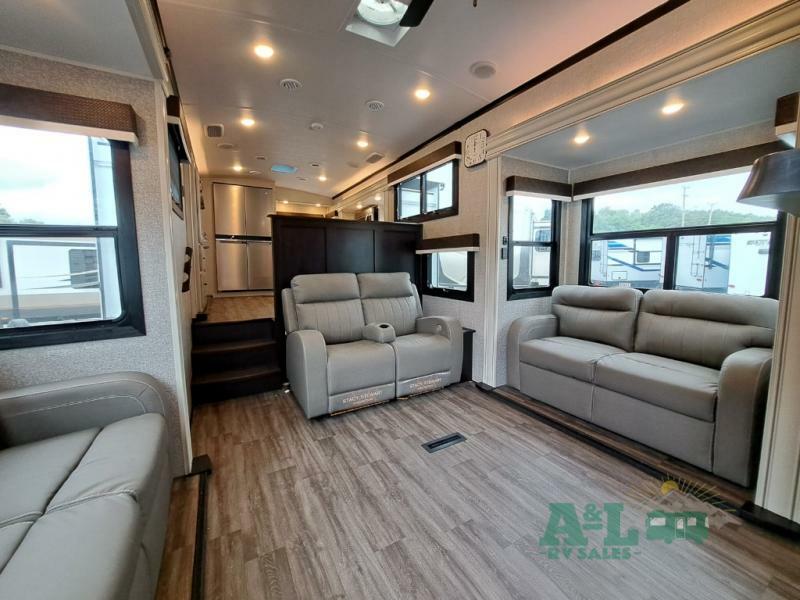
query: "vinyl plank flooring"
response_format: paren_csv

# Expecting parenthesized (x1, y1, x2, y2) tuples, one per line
(165, 382, 800, 600)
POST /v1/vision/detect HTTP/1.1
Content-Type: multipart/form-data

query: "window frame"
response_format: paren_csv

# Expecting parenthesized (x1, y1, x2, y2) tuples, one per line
(507, 194, 561, 300)
(579, 196, 786, 299)
(394, 159, 459, 223)
(421, 250, 475, 302)
(0, 139, 146, 349)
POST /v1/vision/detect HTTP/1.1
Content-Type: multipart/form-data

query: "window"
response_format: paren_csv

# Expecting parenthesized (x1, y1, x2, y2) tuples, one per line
(582, 170, 783, 297)
(508, 195, 560, 299)
(395, 160, 458, 222)
(422, 250, 474, 301)
(0, 124, 145, 348)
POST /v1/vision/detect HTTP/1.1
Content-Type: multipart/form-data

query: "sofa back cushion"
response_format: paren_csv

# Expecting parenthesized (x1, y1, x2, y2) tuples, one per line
(357, 272, 422, 336)
(551, 285, 643, 351)
(634, 289, 778, 369)
(290, 273, 365, 344)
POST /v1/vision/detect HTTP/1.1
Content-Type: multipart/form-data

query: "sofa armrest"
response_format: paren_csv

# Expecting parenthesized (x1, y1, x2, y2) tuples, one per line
(417, 316, 463, 384)
(0, 372, 166, 447)
(713, 347, 772, 486)
(506, 314, 558, 389)
(286, 329, 329, 418)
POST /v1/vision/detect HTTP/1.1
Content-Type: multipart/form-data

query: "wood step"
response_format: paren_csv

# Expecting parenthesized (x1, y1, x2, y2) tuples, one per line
(192, 339, 275, 356)
(191, 365, 284, 404)
(191, 318, 274, 345)
(192, 339, 277, 373)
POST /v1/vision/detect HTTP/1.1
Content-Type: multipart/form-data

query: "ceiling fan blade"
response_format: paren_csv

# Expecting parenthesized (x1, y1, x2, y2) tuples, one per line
(399, 0, 434, 27)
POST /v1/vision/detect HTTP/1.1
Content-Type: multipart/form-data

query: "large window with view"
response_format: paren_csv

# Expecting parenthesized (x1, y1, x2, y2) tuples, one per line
(508, 195, 560, 299)
(422, 250, 474, 301)
(583, 170, 783, 297)
(395, 160, 457, 222)
(0, 124, 144, 348)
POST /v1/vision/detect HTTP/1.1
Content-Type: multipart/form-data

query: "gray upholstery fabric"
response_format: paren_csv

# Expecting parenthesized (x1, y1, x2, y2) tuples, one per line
(416, 316, 463, 385)
(714, 347, 773, 486)
(594, 353, 719, 422)
(0, 372, 166, 447)
(281, 287, 299, 333)
(326, 340, 396, 396)
(392, 333, 453, 381)
(519, 336, 625, 383)
(551, 285, 642, 351)
(634, 290, 778, 369)
(295, 299, 365, 344)
(286, 329, 329, 419)
(329, 384, 395, 413)
(0, 372, 172, 600)
(358, 273, 422, 336)
(520, 364, 594, 420)
(362, 323, 396, 344)
(506, 314, 558, 389)
(291, 272, 360, 303)
(593, 387, 715, 470)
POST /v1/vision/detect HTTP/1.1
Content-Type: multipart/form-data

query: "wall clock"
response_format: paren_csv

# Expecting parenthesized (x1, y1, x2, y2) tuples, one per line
(464, 129, 488, 168)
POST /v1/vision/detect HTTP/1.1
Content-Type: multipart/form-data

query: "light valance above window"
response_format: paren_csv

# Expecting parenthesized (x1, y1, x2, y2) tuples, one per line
(0, 83, 138, 144)
(505, 176, 572, 201)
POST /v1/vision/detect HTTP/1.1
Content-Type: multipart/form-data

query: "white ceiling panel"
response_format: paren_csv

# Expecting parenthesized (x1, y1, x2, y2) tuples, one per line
(158, 0, 667, 195)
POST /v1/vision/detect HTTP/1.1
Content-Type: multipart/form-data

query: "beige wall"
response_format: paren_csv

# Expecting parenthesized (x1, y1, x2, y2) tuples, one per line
(0, 49, 191, 474)
(337, 0, 786, 386)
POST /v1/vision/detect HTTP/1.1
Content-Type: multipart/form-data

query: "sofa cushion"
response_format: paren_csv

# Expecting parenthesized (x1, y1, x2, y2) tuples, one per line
(0, 428, 98, 528)
(357, 273, 422, 336)
(295, 300, 366, 344)
(634, 289, 778, 369)
(392, 333, 453, 381)
(326, 340, 396, 395)
(47, 413, 167, 523)
(519, 336, 626, 383)
(0, 522, 32, 572)
(594, 353, 719, 421)
(551, 285, 642, 351)
(0, 494, 141, 600)
(291, 273, 360, 304)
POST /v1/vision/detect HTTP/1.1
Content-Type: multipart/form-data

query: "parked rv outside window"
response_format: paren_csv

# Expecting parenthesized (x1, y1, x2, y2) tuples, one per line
(507, 195, 561, 300)
(0, 125, 144, 348)
(394, 159, 458, 222)
(582, 169, 783, 298)
(422, 250, 474, 302)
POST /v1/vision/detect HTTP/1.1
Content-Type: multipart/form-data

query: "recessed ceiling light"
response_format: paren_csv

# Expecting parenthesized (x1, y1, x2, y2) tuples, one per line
(233, 165, 243, 172)
(356, 203, 363, 209)
(318, 175, 327, 182)
(254, 44, 274, 59)
(374, 194, 381, 201)
(315, 203, 322, 207)
(414, 88, 431, 101)
(282, 200, 289, 204)
(357, 139, 369, 149)
(573, 133, 591, 146)
(240, 117, 255, 127)
(661, 101, 685, 115)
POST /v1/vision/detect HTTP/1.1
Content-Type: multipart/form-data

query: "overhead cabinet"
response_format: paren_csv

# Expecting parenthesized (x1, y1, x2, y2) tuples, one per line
(213, 183, 275, 291)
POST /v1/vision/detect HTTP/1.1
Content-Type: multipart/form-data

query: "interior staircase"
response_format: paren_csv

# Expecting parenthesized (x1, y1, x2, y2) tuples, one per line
(191, 318, 283, 405)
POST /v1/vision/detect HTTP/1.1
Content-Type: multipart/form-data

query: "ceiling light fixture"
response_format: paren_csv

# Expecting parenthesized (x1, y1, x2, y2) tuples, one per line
(356, 203, 363, 209)
(315, 203, 322, 207)
(414, 88, 431, 101)
(357, 0, 407, 27)
(232, 165, 243, 172)
(357, 138, 369, 149)
(318, 175, 328, 182)
(374, 194, 381, 201)
(573, 133, 591, 146)
(240, 117, 255, 127)
(254, 45, 274, 59)
(661, 101, 685, 115)
(282, 200, 289, 204)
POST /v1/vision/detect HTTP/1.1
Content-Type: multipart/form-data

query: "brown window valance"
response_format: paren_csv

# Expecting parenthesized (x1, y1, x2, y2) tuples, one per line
(387, 141, 461, 185)
(505, 176, 572, 199)
(0, 83, 138, 143)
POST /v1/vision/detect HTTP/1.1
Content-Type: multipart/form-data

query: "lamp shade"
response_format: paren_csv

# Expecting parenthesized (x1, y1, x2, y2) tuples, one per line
(738, 148, 800, 215)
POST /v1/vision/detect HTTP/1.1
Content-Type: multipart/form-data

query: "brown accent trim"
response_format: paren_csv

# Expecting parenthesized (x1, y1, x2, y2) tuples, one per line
(505, 176, 571, 198)
(775, 92, 799, 127)
(387, 142, 461, 184)
(0, 83, 137, 136)
(417, 233, 480, 251)
(332, 0, 691, 199)
(573, 141, 787, 197)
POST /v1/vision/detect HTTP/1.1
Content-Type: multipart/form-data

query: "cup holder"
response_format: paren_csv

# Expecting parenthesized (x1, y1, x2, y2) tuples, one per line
(379, 324, 389, 329)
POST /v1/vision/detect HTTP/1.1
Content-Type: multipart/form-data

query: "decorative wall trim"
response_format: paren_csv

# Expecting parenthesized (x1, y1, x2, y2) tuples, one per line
(0, 82, 139, 142)
(416, 234, 480, 254)
(505, 176, 573, 199)
(482, 157, 503, 387)
(487, 1, 800, 159)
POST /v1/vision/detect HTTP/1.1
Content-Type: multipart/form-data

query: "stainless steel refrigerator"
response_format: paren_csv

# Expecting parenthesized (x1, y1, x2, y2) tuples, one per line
(214, 183, 275, 291)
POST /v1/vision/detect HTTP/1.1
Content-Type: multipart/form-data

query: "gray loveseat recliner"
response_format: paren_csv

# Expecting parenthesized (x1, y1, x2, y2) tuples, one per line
(0, 372, 172, 600)
(283, 272, 462, 418)
(508, 285, 778, 487)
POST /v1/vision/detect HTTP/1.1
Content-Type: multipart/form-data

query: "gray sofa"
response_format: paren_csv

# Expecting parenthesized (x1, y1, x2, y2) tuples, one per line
(508, 285, 778, 487)
(0, 372, 172, 600)
(283, 272, 462, 418)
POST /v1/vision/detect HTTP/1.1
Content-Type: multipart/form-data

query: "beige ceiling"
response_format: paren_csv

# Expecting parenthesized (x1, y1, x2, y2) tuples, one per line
(157, 0, 667, 196)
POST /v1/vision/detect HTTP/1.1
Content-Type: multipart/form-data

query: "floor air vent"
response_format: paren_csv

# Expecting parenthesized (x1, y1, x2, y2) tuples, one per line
(422, 433, 466, 453)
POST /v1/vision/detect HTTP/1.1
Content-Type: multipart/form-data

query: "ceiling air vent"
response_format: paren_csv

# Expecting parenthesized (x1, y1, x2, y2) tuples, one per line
(280, 78, 302, 91)
(365, 152, 385, 164)
(205, 124, 224, 138)
(366, 99, 385, 112)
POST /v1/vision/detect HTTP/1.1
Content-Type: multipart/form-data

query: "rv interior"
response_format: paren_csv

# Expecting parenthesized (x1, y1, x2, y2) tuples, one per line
(3, 1, 800, 599)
